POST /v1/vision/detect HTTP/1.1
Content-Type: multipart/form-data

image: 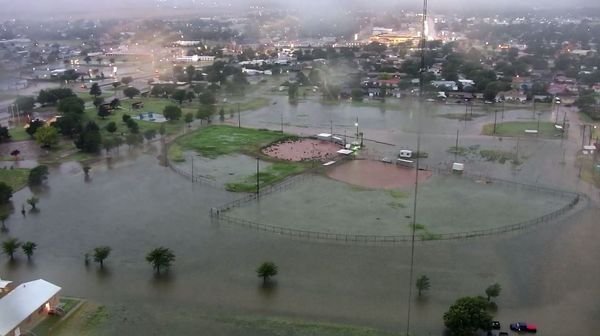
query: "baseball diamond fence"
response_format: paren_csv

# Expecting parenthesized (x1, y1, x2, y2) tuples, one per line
(210, 167, 587, 244)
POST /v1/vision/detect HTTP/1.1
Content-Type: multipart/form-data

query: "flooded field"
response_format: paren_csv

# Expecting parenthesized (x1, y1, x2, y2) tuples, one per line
(226, 174, 574, 237)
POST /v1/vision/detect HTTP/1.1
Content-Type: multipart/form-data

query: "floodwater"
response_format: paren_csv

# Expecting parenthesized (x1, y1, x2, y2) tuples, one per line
(227, 174, 573, 236)
(0, 98, 598, 335)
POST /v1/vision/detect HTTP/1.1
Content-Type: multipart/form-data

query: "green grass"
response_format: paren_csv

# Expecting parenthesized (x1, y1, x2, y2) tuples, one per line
(222, 97, 271, 113)
(482, 121, 561, 138)
(388, 190, 409, 199)
(8, 126, 30, 141)
(168, 143, 185, 163)
(0, 168, 30, 191)
(225, 162, 308, 192)
(178, 125, 293, 158)
(32, 298, 83, 335)
(215, 315, 398, 336)
(479, 149, 518, 164)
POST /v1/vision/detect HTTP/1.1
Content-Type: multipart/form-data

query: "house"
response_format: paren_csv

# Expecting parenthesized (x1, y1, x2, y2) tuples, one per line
(0, 279, 61, 336)
(0, 280, 12, 296)
(431, 80, 458, 91)
(496, 90, 527, 103)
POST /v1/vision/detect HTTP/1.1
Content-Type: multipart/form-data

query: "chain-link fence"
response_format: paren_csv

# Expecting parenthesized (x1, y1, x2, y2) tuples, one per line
(211, 167, 586, 244)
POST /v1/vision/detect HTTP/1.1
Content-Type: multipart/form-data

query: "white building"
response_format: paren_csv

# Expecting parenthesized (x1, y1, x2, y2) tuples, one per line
(0, 279, 61, 336)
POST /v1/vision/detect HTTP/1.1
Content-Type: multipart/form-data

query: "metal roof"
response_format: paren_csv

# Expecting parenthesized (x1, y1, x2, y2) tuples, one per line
(0, 279, 61, 336)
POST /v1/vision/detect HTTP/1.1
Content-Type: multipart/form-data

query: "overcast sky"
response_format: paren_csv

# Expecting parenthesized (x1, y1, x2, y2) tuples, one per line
(0, 0, 599, 21)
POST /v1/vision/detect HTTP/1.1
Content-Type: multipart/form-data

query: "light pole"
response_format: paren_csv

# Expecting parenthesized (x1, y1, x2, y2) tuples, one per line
(256, 157, 260, 196)
(493, 109, 498, 134)
(237, 103, 241, 128)
(354, 118, 359, 147)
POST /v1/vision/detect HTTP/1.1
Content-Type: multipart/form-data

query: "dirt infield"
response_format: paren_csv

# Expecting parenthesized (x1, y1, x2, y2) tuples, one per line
(326, 159, 432, 189)
(263, 139, 342, 162)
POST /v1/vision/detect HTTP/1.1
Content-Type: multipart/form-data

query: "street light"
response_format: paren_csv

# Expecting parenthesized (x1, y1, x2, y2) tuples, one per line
(354, 118, 359, 146)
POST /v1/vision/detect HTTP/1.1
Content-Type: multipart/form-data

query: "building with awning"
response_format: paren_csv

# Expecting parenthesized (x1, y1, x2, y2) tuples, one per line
(0, 279, 61, 336)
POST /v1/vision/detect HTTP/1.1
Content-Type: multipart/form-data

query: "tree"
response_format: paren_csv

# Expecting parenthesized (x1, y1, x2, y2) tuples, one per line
(288, 83, 299, 102)
(159, 124, 166, 138)
(35, 126, 59, 148)
(57, 96, 85, 114)
(256, 261, 278, 284)
(109, 98, 120, 109)
(123, 87, 140, 99)
(309, 69, 322, 85)
(443, 296, 492, 336)
(172, 90, 187, 105)
(0, 126, 10, 143)
(146, 247, 175, 274)
(93, 246, 111, 268)
(75, 122, 102, 153)
(485, 283, 502, 302)
(351, 89, 364, 102)
(185, 65, 196, 83)
(163, 105, 182, 121)
(199, 92, 216, 106)
(2, 238, 20, 260)
(98, 104, 111, 119)
(416, 275, 431, 297)
(0, 183, 12, 204)
(196, 105, 214, 123)
(184, 112, 194, 125)
(126, 133, 142, 147)
(29, 165, 49, 186)
(89, 83, 102, 97)
(106, 121, 117, 134)
(10, 149, 20, 161)
(126, 119, 139, 134)
(14, 96, 36, 112)
(53, 113, 82, 138)
(143, 129, 156, 142)
(186, 91, 195, 103)
(26, 119, 45, 138)
(0, 213, 7, 232)
(121, 76, 133, 86)
(93, 97, 105, 108)
(27, 196, 39, 210)
(219, 106, 225, 121)
(22, 241, 37, 260)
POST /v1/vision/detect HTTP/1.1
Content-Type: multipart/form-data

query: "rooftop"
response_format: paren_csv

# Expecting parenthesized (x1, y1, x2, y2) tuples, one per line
(0, 279, 61, 336)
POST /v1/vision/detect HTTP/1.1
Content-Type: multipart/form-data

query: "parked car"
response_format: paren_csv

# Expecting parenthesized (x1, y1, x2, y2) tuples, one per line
(499, 332, 509, 336)
(510, 322, 537, 333)
(491, 321, 501, 330)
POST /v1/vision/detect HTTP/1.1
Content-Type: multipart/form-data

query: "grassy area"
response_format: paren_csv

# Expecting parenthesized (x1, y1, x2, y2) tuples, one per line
(215, 316, 398, 336)
(0, 168, 30, 191)
(177, 125, 294, 158)
(82, 98, 185, 138)
(8, 125, 30, 141)
(482, 121, 562, 138)
(479, 149, 518, 164)
(225, 162, 309, 192)
(222, 97, 271, 113)
(167, 143, 185, 162)
(78, 92, 113, 103)
(32, 298, 83, 336)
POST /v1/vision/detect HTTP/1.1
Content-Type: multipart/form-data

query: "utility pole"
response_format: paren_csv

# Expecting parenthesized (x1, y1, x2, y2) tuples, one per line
(493, 109, 498, 134)
(355, 117, 359, 145)
(454, 129, 459, 162)
(515, 137, 520, 164)
(502, 100, 505, 120)
(237, 103, 241, 128)
(191, 156, 194, 183)
(256, 157, 260, 196)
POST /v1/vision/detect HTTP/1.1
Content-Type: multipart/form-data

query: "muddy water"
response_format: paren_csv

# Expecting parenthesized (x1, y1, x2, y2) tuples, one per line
(0, 99, 598, 335)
